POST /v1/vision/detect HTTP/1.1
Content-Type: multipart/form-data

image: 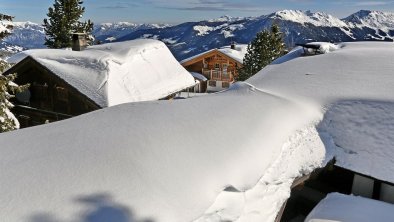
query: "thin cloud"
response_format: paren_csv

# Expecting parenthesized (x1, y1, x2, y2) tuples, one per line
(159, 1, 267, 12)
(171, 6, 229, 11)
(98, 2, 139, 9)
(354, 1, 394, 6)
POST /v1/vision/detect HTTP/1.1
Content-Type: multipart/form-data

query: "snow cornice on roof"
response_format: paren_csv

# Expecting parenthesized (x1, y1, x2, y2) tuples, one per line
(8, 39, 196, 107)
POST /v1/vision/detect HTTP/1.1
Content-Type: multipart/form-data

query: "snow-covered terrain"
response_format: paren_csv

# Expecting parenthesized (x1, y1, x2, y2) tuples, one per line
(8, 39, 195, 107)
(273, 10, 348, 27)
(1, 42, 394, 222)
(305, 193, 394, 222)
(248, 41, 394, 184)
(93, 22, 169, 43)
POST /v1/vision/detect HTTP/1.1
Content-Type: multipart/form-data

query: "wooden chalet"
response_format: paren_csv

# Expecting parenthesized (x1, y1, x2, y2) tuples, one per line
(5, 38, 195, 129)
(5, 56, 100, 128)
(181, 43, 247, 92)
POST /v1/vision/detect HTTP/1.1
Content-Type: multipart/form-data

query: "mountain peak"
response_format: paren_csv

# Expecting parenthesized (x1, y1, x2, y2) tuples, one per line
(272, 10, 347, 27)
(207, 15, 246, 22)
(343, 10, 394, 30)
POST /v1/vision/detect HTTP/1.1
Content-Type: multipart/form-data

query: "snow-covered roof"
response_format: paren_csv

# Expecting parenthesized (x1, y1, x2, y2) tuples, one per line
(305, 193, 394, 222)
(0, 83, 321, 222)
(190, 72, 208, 81)
(8, 39, 195, 107)
(2, 42, 394, 222)
(180, 44, 247, 64)
(248, 41, 394, 184)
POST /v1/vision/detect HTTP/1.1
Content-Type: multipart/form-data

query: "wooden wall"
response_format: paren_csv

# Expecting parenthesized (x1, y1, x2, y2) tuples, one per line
(6, 57, 100, 128)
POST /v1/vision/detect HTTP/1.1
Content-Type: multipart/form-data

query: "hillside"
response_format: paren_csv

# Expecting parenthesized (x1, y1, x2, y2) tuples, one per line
(2, 10, 394, 60)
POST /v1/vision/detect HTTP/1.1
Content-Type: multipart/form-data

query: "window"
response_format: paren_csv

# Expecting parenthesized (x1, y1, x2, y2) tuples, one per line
(208, 80, 216, 87)
(31, 83, 48, 100)
(352, 174, 374, 198)
(18, 115, 30, 128)
(222, 64, 228, 74)
(214, 63, 220, 70)
(55, 86, 68, 102)
(380, 183, 394, 204)
(222, 82, 230, 88)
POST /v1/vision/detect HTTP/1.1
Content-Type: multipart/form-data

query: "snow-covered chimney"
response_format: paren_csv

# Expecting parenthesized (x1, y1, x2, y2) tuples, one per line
(72, 33, 87, 51)
(231, 42, 236, 50)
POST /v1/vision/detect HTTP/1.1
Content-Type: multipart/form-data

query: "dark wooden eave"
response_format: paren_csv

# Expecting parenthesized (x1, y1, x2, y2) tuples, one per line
(5, 56, 102, 109)
(181, 49, 243, 67)
(274, 158, 336, 222)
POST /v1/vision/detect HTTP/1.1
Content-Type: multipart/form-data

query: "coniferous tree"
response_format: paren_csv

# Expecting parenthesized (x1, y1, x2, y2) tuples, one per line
(43, 0, 93, 48)
(0, 14, 29, 132)
(237, 24, 286, 81)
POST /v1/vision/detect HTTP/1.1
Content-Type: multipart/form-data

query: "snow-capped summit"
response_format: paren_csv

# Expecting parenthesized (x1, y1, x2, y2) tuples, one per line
(272, 10, 348, 27)
(2, 10, 394, 61)
(11, 21, 44, 31)
(344, 10, 394, 31)
(1, 21, 45, 49)
(207, 15, 246, 23)
(93, 22, 170, 42)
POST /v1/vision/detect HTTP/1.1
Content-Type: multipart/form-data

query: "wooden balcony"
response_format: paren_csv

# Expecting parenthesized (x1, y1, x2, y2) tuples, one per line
(202, 69, 234, 82)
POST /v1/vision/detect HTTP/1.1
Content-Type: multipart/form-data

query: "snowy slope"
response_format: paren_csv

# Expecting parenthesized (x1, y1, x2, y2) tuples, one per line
(0, 21, 170, 50)
(4, 21, 46, 49)
(344, 10, 394, 31)
(119, 10, 394, 60)
(248, 41, 394, 184)
(305, 193, 394, 222)
(8, 39, 195, 107)
(4, 10, 394, 61)
(2, 42, 394, 222)
(273, 10, 348, 27)
(0, 83, 322, 222)
(93, 22, 170, 42)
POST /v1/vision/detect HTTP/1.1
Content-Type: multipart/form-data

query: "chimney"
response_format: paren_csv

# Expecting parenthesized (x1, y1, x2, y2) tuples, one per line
(231, 41, 236, 50)
(72, 33, 87, 51)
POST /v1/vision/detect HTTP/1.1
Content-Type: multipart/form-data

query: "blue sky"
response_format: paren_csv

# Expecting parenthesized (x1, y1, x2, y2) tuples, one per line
(1, 0, 394, 24)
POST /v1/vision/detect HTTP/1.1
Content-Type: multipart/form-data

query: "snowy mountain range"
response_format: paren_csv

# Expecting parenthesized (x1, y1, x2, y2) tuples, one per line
(2, 10, 394, 60)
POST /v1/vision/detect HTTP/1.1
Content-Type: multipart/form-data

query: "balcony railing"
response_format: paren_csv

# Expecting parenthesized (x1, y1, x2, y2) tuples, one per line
(202, 69, 234, 82)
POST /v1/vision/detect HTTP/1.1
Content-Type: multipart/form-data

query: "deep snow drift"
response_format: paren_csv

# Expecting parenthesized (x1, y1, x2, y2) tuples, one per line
(0, 83, 322, 222)
(8, 39, 196, 107)
(248, 41, 394, 184)
(1, 42, 394, 222)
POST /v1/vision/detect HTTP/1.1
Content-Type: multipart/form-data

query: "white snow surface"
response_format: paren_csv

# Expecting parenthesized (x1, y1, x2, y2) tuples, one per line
(346, 10, 394, 32)
(217, 45, 248, 63)
(273, 10, 348, 27)
(7, 39, 195, 107)
(248, 41, 394, 184)
(181, 44, 247, 64)
(0, 82, 322, 222)
(305, 192, 394, 222)
(2, 42, 394, 222)
(190, 72, 208, 81)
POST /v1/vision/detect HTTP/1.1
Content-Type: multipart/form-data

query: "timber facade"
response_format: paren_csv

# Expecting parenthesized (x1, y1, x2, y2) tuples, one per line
(5, 56, 100, 128)
(181, 48, 243, 92)
(277, 161, 394, 221)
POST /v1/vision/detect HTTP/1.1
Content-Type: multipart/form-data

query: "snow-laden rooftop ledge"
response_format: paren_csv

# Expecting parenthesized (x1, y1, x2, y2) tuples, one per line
(8, 39, 196, 107)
